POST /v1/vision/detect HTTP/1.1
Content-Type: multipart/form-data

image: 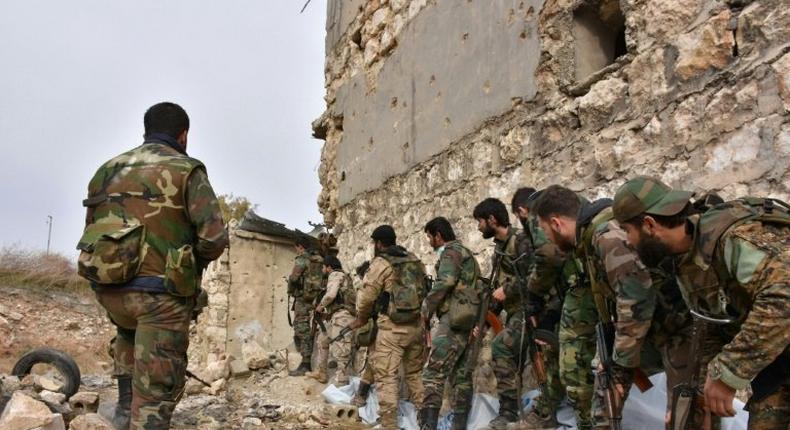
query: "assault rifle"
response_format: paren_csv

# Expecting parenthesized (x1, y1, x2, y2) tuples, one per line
(596, 322, 623, 430)
(329, 325, 353, 344)
(669, 318, 709, 430)
(311, 308, 328, 336)
(465, 249, 503, 375)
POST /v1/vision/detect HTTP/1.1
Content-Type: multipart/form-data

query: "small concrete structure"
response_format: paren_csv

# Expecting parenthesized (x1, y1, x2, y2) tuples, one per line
(191, 212, 317, 372)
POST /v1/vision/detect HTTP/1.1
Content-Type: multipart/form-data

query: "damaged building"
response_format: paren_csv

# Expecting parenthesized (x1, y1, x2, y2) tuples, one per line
(313, 0, 790, 269)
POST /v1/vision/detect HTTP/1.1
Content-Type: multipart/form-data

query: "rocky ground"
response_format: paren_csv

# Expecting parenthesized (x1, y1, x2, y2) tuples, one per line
(0, 284, 375, 429)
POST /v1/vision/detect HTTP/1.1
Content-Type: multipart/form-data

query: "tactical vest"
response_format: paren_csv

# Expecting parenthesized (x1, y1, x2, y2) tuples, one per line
(436, 241, 481, 315)
(380, 248, 427, 324)
(77, 143, 204, 296)
(495, 229, 532, 316)
(301, 251, 326, 302)
(326, 271, 357, 316)
(577, 205, 618, 322)
(677, 197, 790, 325)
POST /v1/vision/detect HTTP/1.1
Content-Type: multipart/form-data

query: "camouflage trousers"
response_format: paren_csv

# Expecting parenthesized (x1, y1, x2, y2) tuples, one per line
(370, 317, 426, 428)
(490, 311, 530, 420)
(359, 346, 375, 384)
(314, 310, 354, 382)
(292, 297, 314, 365)
(747, 380, 790, 430)
(559, 286, 598, 430)
(96, 290, 194, 430)
(535, 327, 564, 418)
(422, 316, 474, 417)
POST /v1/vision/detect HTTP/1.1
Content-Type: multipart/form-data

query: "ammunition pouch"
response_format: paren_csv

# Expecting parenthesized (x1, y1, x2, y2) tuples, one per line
(447, 287, 481, 332)
(355, 320, 378, 347)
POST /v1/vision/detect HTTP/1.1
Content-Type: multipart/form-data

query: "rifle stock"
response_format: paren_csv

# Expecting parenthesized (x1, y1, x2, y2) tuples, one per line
(528, 316, 548, 385)
(596, 322, 623, 430)
(465, 253, 502, 375)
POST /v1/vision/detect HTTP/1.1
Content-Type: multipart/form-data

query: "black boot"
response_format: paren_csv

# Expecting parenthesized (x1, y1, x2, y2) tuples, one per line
(451, 412, 468, 430)
(419, 407, 439, 430)
(351, 381, 371, 407)
(111, 376, 132, 430)
(289, 362, 311, 376)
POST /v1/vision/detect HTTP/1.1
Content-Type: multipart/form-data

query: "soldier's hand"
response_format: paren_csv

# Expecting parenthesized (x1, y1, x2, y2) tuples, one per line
(703, 376, 736, 417)
(315, 305, 325, 314)
(492, 287, 506, 302)
(349, 317, 367, 330)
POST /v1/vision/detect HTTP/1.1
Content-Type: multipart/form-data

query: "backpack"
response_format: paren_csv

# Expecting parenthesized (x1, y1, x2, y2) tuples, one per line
(301, 252, 326, 301)
(380, 248, 428, 324)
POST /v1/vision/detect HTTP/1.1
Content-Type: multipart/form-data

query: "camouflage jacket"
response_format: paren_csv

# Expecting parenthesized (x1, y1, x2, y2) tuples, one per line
(357, 245, 427, 325)
(320, 270, 356, 316)
(288, 249, 325, 300)
(422, 240, 481, 318)
(493, 228, 532, 317)
(522, 215, 567, 314)
(579, 204, 690, 369)
(81, 140, 227, 295)
(677, 199, 790, 390)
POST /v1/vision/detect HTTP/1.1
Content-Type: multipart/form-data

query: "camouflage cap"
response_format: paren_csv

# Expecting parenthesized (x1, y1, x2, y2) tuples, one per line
(613, 176, 694, 223)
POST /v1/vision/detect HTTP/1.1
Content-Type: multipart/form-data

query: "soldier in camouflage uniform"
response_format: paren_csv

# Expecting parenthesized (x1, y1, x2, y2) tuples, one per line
(613, 177, 790, 430)
(351, 261, 375, 407)
(288, 236, 326, 376)
(419, 217, 482, 430)
(78, 102, 228, 430)
(509, 187, 567, 429)
(535, 185, 696, 429)
(308, 255, 356, 385)
(349, 225, 427, 428)
(473, 198, 533, 430)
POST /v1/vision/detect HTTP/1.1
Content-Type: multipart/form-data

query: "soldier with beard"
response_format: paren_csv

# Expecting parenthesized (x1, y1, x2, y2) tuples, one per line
(509, 187, 566, 429)
(473, 198, 533, 430)
(613, 177, 790, 430)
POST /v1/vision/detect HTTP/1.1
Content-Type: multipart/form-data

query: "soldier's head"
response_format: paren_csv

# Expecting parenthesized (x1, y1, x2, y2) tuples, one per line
(294, 236, 311, 254)
(355, 261, 370, 279)
(473, 198, 510, 239)
(534, 185, 580, 252)
(371, 225, 396, 253)
(323, 255, 342, 274)
(613, 177, 694, 267)
(511, 187, 537, 223)
(144, 102, 190, 149)
(424, 217, 456, 250)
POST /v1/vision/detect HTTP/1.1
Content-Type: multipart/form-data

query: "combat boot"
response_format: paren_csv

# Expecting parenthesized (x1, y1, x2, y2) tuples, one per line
(351, 381, 371, 407)
(288, 362, 311, 377)
(506, 410, 558, 430)
(103, 376, 131, 430)
(481, 399, 518, 430)
(305, 369, 328, 384)
(451, 412, 468, 430)
(418, 407, 439, 430)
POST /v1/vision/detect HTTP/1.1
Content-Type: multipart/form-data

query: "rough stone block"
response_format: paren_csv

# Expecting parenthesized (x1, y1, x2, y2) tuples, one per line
(67, 413, 114, 430)
(69, 391, 99, 413)
(674, 10, 734, 80)
(39, 390, 66, 405)
(33, 414, 66, 430)
(229, 360, 251, 377)
(0, 392, 54, 430)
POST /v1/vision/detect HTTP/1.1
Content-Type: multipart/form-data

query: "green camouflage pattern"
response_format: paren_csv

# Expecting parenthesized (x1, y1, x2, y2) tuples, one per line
(288, 250, 326, 301)
(490, 311, 531, 422)
(677, 200, 790, 395)
(535, 335, 565, 418)
(612, 176, 694, 223)
(79, 142, 227, 295)
(379, 247, 428, 324)
(746, 381, 790, 429)
(493, 228, 532, 317)
(558, 258, 597, 430)
(422, 316, 474, 416)
(292, 296, 314, 364)
(422, 240, 481, 318)
(77, 219, 145, 284)
(95, 290, 193, 429)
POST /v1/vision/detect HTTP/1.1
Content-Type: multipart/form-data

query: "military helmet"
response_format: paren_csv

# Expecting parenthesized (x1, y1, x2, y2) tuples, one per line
(613, 176, 694, 223)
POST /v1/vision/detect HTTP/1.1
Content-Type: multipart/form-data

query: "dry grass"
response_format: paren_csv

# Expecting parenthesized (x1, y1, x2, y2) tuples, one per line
(0, 246, 90, 295)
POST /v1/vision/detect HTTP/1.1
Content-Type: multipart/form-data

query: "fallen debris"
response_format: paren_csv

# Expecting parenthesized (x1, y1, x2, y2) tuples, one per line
(0, 391, 54, 430)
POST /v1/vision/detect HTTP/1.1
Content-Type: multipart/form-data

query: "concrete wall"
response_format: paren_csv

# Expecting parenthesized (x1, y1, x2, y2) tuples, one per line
(191, 227, 297, 368)
(315, 0, 790, 271)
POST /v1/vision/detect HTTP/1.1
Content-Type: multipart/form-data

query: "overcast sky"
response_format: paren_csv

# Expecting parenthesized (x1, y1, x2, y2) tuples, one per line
(0, 0, 327, 256)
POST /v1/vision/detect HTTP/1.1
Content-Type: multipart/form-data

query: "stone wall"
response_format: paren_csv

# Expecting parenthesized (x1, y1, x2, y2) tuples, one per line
(315, 0, 790, 269)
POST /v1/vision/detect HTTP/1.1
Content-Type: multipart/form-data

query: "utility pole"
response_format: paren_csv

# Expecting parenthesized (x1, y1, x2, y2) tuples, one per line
(46, 215, 53, 255)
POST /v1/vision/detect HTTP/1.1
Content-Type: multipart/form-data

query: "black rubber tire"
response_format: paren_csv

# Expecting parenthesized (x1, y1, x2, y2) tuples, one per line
(11, 348, 81, 399)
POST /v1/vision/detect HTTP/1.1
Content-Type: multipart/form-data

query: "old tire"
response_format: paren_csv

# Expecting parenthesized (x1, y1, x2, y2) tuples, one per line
(11, 348, 81, 399)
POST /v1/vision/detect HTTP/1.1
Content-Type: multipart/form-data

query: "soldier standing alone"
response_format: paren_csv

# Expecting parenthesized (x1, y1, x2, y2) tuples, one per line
(77, 102, 228, 429)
